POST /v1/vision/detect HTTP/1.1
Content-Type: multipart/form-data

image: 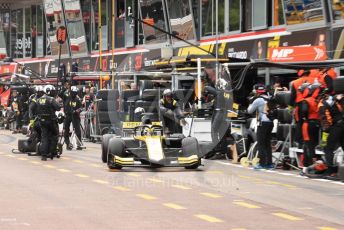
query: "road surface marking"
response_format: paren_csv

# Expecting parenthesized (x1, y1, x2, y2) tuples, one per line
(298, 207, 313, 210)
(113, 186, 131, 192)
(0, 152, 4, 155)
(206, 170, 224, 174)
(5, 154, 15, 158)
(265, 180, 297, 189)
(238, 175, 252, 179)
(126, 173, 141, 177)
(73, 160, 84, 164)
(200, 192, 223, 198)
(93, 179, 109, 185)
(44, 165, 56, 169)
(233, 201, 261, 209)
(148, 178, 164, 183)
(74, 174, 89, 178)
(194, 214, 223, 223)
(18, 157, 28, 161)
(30, 161, 42, 165)
(136, 194, 157, 200)
(163, 203, 186, 210)
(172, 185, 192, 190)
(57, 169, 71, 173)
(317, 227, 338, 230)
(62, 157, 71, 160)
(272, 212, 303, 221)
(90, 163, 102, 168)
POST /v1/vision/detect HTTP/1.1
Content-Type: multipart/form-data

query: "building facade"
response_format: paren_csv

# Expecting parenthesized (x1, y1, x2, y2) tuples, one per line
(0, 0, 344, 80)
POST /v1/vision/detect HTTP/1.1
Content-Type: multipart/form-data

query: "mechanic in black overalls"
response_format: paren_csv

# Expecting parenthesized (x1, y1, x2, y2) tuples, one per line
(36, 87, 61, 161)
(160, 89, 185, 134)
(63, 86, 82, 150)
(205, 71, 232, 146)
(28, 86, 45, 144)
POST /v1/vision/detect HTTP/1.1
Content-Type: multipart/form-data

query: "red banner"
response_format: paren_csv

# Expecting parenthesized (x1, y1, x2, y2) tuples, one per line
(268, 46, 327, 62)
(0, 89, 11, 107)
(0, 64, 16, 74)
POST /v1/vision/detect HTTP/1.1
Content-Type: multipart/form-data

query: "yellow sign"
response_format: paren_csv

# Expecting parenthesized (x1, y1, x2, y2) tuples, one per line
(122, 122, 161, 129)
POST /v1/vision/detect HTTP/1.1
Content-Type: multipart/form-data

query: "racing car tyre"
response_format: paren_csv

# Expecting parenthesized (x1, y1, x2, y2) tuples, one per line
(102, 134, 116, 163)
(107, 138, 126, 169)
(182, 137, 201, 169)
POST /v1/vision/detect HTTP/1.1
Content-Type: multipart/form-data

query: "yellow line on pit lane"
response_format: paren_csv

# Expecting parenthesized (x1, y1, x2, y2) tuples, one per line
(272, 212, 303, 221)
(233, 201, 261, 209)
(171, 185, 192, 190)
(5, 154, 15, 158)
(30, 161, 42, 165)
(136, 194, 157, 200)
(74, 174, 89, 178)
(18, 157, 29, 161)
(163, 203, 186, 210)
(148, 178, 164, 183)
(126, 173, 141, 177)
(73, 160, 85, 164)
(57, 168, 71, 173)
(194, 214, 223, 223)
(317, 227, 338, 230)
(113, 186, 131, 192)
(89, 163, 102, 168)
(206, 170, 224, 174)
(200, 192, 223, 198)
(43, 164, 56, 169)
(93, 179, 109, 185)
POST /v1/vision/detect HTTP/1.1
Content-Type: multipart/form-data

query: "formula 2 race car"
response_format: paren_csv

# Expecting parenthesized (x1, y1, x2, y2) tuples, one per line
(101, 123, 201, 170)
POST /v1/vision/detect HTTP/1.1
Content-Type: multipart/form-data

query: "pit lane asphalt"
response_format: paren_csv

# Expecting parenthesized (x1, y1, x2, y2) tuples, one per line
(0, 130, 343, 230)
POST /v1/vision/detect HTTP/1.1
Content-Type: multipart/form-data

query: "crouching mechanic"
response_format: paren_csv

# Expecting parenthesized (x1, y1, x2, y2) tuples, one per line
(36, 85, 61, 161)
(159, 89, 187, 134)
(64, 86, 83, 150)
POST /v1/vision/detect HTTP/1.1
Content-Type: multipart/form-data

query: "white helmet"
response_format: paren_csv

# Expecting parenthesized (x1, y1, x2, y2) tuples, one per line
(36, 85, 44, 92)
(71, 86, 78, 92)
(44, 85, 55, 94)
(163, 89, 172, 96)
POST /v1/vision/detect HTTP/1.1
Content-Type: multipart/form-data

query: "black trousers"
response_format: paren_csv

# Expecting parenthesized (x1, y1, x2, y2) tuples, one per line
(324, 122, 344, 169)
(15, 113, 23, 130)
(40, 120, 58, 157)
(302, 121, 319, 167)
(257, 122, 274, 166)
(64, 115, 81, 145)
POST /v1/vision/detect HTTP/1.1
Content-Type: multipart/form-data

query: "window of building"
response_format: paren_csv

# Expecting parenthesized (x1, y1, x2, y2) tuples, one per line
(166, 0, 195, 42)
(283, 0, 325, 26)
(0, 11, 10, 59)
(272, 0, 285, 26)
(44, 0, 70, 56)
(227, 0, 240, 32)
(252, 0, 267, 30)
(63, 0, 88, 56)
(139, 0, 168, 44)
(24, 7, 32, 58)
(80, 0, 92, 52)
(331, 0, 344, 21)
(191, 0, 200, 38)
(201, 0, 225, 37)
(35, 5, 46, 57)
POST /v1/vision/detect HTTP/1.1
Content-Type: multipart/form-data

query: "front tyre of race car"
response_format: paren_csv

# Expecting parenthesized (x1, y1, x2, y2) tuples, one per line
(107, 138, 126, 170)
(182, 137, 201, 169)
(101, 134, 116, 163)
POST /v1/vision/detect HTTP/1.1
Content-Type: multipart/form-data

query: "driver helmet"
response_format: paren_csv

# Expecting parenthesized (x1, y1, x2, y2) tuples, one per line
(141, 115, 152, 125)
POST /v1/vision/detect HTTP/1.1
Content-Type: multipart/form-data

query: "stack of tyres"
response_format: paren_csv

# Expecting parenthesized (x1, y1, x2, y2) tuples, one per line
(95, 90, 120, 135)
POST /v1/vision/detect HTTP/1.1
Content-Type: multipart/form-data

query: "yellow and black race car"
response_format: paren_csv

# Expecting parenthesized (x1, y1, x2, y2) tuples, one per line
(101, 122, 201, 170)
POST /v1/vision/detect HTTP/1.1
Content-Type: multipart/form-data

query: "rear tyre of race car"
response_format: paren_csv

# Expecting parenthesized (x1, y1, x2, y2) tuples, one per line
(182, 137, 201, 169)
(107, 138, 126, 170)
(101, 134, 116, 163)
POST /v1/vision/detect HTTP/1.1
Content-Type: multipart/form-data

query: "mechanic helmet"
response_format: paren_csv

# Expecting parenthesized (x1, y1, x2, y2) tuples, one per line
(163, 89, 172, 98)
(36, 85, 45, 97)
(253, 84, 266, 94)
(44, 85, 56, 96)
(71, 86, 78, 97)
